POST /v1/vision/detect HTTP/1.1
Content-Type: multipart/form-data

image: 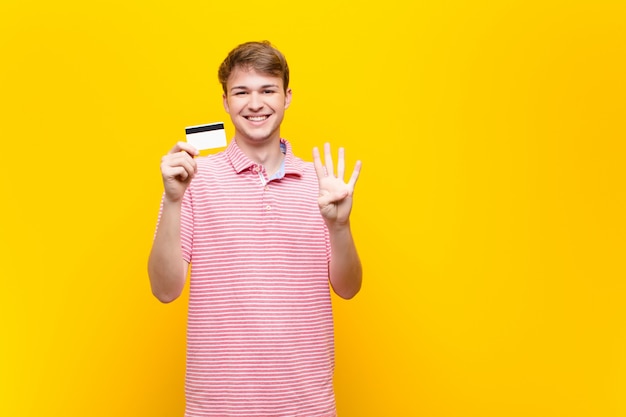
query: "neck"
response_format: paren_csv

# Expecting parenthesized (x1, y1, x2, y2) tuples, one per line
(235, 136, 284, 176)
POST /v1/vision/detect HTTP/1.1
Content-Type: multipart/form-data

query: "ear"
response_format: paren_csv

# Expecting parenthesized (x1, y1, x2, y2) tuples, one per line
(223, 93, 230, 114)
(284, 88, 293, 110)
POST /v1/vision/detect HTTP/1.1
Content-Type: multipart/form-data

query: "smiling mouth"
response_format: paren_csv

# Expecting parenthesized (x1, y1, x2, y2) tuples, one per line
(245, 115, 270, 122)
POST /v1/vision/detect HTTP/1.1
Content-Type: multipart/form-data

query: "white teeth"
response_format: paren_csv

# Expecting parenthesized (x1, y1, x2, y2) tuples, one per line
(247, 116, 268, 121)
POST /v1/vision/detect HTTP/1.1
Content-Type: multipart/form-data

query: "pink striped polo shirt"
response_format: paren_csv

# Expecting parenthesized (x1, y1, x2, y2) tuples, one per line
(178, 138, 335, 417)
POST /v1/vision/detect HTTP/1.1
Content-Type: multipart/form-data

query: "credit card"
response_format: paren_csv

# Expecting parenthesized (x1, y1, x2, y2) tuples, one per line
(185, 122, 227, 150)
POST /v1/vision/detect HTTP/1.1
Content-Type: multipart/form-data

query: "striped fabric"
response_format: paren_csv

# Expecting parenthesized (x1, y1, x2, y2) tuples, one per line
(178, 139, 335, 417)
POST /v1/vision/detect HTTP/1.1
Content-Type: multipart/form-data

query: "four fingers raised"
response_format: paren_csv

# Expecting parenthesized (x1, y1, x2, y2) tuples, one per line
(313, 143, 362, 193)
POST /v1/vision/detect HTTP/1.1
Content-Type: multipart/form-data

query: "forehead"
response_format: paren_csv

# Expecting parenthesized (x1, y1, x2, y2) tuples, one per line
(227, 67, 284, 90)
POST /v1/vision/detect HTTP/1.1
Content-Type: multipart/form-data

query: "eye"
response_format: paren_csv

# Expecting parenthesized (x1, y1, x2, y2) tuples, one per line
(234, 91, 247, 95)
(263, 89, 276, 94)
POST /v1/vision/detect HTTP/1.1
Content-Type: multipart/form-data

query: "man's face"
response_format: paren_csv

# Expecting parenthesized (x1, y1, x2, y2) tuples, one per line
(223, 67, 292, 145)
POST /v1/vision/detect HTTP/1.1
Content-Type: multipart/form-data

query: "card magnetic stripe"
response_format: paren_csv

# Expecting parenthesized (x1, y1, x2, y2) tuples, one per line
(185, 123, 225, 135)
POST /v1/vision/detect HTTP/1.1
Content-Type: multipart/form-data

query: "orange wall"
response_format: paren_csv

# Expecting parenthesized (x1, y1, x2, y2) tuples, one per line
(1, 1, 626, 416)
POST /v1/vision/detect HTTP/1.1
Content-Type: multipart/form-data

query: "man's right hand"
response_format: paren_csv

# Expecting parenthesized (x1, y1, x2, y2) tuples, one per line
(160, 142, 199, 203)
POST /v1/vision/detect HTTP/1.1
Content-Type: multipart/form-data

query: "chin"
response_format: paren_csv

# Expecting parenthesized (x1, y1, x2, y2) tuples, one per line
(244, 130, 277, 142)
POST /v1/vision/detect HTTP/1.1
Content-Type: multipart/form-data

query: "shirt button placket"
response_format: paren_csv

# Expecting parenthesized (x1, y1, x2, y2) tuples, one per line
(261, 173, 271, 215)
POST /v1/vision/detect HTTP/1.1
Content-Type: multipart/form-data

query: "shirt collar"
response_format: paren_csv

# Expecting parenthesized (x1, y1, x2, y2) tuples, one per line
(225, 138, 304, 177)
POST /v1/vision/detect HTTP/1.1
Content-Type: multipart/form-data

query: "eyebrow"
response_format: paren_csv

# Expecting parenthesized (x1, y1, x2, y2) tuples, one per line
(230, 84, 280, 92)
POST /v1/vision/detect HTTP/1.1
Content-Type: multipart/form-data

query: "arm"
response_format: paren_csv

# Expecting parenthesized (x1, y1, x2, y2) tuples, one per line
(313, 143, 363, 299)
(327, 220, 362, 300)
(148, 142, 199, 303)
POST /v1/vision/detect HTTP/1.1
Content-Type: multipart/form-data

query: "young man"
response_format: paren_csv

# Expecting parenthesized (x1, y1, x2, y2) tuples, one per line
(148, 41, 362, 417)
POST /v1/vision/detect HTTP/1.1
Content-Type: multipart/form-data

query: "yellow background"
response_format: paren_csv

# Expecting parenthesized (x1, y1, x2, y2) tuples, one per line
(1, 1, 625, 416)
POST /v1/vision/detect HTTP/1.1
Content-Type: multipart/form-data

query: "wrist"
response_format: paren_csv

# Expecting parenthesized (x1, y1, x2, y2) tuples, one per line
(326, 219, 351, 234)
(163, 195, 184, 206)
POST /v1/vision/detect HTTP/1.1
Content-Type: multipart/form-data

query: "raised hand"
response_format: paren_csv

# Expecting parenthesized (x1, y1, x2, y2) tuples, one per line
(160, 142, 199, 202)
(313, 143, 362, 227)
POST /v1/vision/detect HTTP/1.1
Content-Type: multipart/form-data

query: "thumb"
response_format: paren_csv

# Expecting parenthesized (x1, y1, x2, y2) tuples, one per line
(319, 190, 349, 207)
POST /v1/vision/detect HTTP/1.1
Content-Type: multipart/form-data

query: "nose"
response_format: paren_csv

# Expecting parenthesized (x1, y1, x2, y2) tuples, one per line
(248, 92, 263, 111)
